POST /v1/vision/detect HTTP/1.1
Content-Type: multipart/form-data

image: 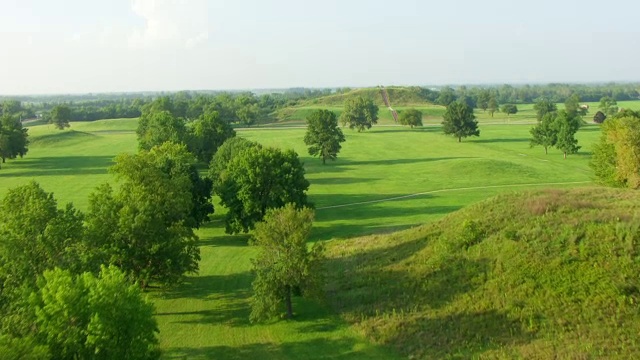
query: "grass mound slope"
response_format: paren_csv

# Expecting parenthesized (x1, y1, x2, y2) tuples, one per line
(324, 187, 640, 358)
(306, 87, 430, 107)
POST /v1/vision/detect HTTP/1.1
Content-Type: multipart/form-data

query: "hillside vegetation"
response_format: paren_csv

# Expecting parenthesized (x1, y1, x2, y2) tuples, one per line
(301, 87, 430, 107)
(324, 187, 640, 358)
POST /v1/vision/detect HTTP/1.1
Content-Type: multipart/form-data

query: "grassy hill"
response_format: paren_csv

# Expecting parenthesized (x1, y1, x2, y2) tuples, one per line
(306, 87, 430, 107)
(324, 187, 640, 358)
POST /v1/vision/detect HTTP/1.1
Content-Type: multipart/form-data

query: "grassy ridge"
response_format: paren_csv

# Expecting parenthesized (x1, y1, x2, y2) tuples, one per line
(324, 187, 640, 358)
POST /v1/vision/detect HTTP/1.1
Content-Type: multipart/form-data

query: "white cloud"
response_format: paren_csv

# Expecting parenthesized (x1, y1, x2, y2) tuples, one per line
(128, 0, 209, 49)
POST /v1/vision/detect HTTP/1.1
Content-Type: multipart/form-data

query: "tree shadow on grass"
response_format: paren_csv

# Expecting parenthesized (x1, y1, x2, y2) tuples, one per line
(197, 234, 251, 248)
(337, 156, 470, 167)
(159, 272, 253, 300)
(163, 337, 397, 360)
(0, 155, 115, 177)
(309, 177, 380, 185)
(386, 310, 534, 358)
(324, 239, 489, 316)
(471, 138, 530, 144)
(158, 293, 252, 327)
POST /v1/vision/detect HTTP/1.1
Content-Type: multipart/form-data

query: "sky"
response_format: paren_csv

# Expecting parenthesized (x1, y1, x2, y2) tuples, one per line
(0, 0, 639, 94)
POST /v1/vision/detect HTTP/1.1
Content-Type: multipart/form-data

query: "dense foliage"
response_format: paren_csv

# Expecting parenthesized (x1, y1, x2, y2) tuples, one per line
(304, 109, 346, 164)
(398, 108, 423, 128)
(442, 101, 479, 142)
(87, 142, 208, 287)
(250, 204, 323, 322)
(591, 111, 640, 188)
(216, 146, 310, 234)
(340, 97, 379, 132)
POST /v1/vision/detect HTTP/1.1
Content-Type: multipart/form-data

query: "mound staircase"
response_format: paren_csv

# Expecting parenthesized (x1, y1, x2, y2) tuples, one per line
(379, 86, 398, 123)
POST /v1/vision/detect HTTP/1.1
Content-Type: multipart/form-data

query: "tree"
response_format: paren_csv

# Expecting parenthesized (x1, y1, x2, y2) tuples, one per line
(208, 137, 261, 189)
(31, 266, 160, 360)
(533, 98, 557, 121)
(442, 101, 479, 142)
(436, 87, 457, 106)
(554, 110, 581, 159)
(398, 108, 423, 129)
(476, 90, 491, 112)
(136, 110, 187, 150)
(188, 109, 235, 163)
(487, 97, 499, 117)
(593, 111, 606, 124)
(85, 142, 207, 287)
(217, 147, 310, 234)
(304, 109, 345, 165)
(564, 93, 585, 116)
(530, 113, 558, 154)
(0, 114, 29, 167)
(501, 104, 518, 116)
(591, 115, 640, 188)
(340, 97, 379, 132)
(599, 96, 619, 117)
(49, 104, 71, 130)
(250, 204, 323, 322)
(0, 182, 86, 292)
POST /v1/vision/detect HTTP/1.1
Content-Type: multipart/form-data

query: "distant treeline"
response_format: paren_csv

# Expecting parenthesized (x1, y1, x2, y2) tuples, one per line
(0, 88, 335, 122)
(421, 83, 640, 107)
(1, 84, 639, 122)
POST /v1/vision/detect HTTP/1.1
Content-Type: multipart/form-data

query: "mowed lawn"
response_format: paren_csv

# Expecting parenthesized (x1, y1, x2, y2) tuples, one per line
(0, 118, 602, 358)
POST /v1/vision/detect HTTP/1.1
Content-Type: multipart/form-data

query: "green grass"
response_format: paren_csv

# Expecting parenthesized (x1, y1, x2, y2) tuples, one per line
(323, 187, 640, 358)
(0, 116, 616, 358)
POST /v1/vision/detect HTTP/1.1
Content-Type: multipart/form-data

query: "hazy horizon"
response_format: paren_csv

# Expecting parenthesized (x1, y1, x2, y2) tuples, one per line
(2, 0, 639, 95)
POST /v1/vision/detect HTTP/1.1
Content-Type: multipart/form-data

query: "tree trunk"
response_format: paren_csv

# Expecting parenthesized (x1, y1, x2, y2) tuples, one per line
(544, 147, 548, 155)
(563, 151, 567, 159)
(322, 156, 326, 165)
(458, 136, 461, 143)
(285, 285, 293, 319)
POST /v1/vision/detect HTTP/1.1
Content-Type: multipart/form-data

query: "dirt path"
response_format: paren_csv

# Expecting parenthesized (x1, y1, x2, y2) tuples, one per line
(317, 181, 592, 210)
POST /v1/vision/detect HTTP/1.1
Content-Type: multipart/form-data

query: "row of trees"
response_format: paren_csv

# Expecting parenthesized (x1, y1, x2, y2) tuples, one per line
(529, 97, 584, 158)
(425, 83, 639, 107)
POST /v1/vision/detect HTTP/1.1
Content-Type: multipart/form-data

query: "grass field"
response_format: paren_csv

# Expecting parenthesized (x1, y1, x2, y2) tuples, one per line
(0, 115, 613, 358)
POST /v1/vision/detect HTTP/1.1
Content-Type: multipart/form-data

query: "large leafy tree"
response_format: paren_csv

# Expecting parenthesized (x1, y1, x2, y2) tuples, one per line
(250, 204, 323, 322)
(530, 113, 558, 154)
(442, 101, 479, 142)
(31, 266, 160, 360)
(398, 108, 423, 128)
(554, 110, 582, 159)
(591, 114, 640, 188)
(533, 98, 557, 121)
(86, 142, 207, 287)
(564, 93, 585, 116)
(0, 114, 28, 167)
(217, 147, 310, 234)
(340, 97, 379, 132)
(49, 104, 72, 130)
(0, 182, 85, 292)
(304, 109, 345, 165)
(136, 110, 187, 151)
(208, 137, 261, 189)
(188, 109, 235, 163)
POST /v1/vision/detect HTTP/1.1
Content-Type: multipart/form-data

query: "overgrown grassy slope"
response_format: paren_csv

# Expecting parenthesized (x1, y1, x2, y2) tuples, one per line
(324, 187, 640, 358)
